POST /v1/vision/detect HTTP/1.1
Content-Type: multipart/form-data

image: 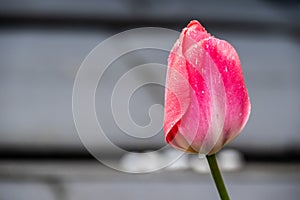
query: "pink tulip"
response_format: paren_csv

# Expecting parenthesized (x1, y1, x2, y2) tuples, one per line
(164, 20, 251, 155)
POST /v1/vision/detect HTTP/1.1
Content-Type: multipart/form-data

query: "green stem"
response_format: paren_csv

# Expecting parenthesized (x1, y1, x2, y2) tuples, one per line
(206, 154, 230, 200)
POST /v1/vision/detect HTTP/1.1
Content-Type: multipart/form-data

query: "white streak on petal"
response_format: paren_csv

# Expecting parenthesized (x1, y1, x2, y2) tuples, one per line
(200, 40, 226, 154)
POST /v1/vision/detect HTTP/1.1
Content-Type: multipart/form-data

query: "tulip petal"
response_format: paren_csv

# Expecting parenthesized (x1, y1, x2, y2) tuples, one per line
(184, 41, 227, 154)
(203, 38, 251, 151)
(164, 40, 191, 151)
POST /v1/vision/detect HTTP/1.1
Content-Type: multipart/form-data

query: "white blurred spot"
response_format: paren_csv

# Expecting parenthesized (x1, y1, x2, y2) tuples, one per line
(218, 149, 244, 172)
(189, 155, 210, 173)
(163, 149, 189, 171)
(120, 151, 163, 173)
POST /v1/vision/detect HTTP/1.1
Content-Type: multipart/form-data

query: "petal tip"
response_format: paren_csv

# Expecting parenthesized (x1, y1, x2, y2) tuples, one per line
(187, 20, 205, 30)
(187, 20, 209, 36)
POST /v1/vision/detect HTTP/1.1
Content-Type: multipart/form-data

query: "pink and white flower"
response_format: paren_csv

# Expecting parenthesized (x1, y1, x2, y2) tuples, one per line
(164, 20, 251, 155)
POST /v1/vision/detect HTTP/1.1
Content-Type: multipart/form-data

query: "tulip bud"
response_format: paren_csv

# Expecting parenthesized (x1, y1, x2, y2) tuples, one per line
(164, 20, 251, 155)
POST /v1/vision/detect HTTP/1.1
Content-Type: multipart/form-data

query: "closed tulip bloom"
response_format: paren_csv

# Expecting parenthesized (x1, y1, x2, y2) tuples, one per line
(164, 20, 251, 155)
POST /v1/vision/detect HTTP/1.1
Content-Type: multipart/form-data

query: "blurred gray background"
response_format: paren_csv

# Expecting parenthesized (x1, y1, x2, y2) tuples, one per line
(0, 0, 300, 200)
